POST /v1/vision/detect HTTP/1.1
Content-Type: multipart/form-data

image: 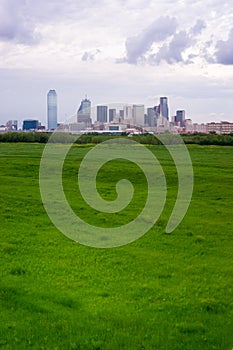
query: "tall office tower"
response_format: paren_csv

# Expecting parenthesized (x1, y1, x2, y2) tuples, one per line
(175, 110, 185, 127)
(77, 97, 92, 127)
(97, 105, 108, 123)
(159, 97, 169, 120)
(109, 108, 116, 123)
(132, 104, 145, 126)
(47, 89, 57, 130)
(119, 109, 124, 120)
(77, 97, 91, 116)
(124, 106, 132, 120)
(147, 107, 157, 127)
(154, 105, 160, 117)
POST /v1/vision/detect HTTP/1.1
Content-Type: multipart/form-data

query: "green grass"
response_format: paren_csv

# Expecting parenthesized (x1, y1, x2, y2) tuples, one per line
(0, 142, 233, 350)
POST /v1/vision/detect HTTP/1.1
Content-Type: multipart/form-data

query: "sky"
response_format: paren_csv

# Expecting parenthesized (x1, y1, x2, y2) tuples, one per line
(0, 0, 233, 127)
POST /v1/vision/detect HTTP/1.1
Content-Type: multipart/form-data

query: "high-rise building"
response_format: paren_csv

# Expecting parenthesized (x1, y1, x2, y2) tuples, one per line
(124, 106, 132, 120)
(47, 90, 57, 130)
(159, 97, 169, 120)
(175, 110, 185, 127)
(77, 97, 91, 116)
(132, 104, 145, 126)
(154, 105, 160, 117)
(109, 109, 116, 123)
(77, 97, 92, 127)
(147, 107, 157, 127)
(119, 109, 124, 120)
(97, 106, 108, 123)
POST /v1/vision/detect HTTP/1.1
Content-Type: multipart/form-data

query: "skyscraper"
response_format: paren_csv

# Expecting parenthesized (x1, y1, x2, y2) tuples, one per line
(175, 110, 185, 127)
(124, 106, 132, 120)
(109, 108, 116, 123)
(77, 97, 91, 116)
(119, 109, 124, 121)
(47, 90, 57, 130)
(97, 106, 108, 123)
(147, 107, 157, 127)
(132, 104, 145, 126)
(77, 97, 92, 127)
(159, 97, 169, 120)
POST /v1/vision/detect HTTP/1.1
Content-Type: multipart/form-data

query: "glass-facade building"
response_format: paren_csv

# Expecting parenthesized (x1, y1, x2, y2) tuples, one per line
(23, 119, 39, 130)
(77, 98, 91, 116)
(175, 110, 185, 127)
(97, 106, 108, 123)
(132, 104, 145, 126)
(109, 108, 116, 123)
(47, 90, 57, 130)
(147, 107, 157, 127)
(160, 97, 169, 120)
(77, 97, 92, 128)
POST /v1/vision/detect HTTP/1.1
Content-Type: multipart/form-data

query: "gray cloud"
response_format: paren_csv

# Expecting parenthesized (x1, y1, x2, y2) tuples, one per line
(124, 18, 207, 65)
(82, 49, 100, 61)
(125, 16, 177, 64)
(82, 52, 94, 61)
(190, 19, 206, 35)
(154, 30, 191, 64)
(215, 29, 233, 65)
(0, 0, 40, 44)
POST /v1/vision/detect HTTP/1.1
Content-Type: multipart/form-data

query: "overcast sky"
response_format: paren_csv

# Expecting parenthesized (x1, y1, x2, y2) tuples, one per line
(0, 0, 233, 126)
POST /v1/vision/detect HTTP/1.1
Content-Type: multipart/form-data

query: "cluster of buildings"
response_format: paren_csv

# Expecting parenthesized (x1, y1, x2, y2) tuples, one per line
(1, 90, 233, 135)
(0, 89, 57, 133)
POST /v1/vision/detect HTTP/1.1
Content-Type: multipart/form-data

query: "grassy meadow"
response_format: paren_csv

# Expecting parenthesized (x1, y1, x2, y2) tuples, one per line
(0, 142, 233, 350)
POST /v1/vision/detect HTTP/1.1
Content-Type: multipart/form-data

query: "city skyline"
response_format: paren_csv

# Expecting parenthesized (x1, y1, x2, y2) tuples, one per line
(3, 93, 233, 134)
(2, 93, 233, 131)
(0, 1, 233, 126)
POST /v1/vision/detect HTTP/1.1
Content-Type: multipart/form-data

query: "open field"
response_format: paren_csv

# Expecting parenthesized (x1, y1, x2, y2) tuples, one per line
(0, 142, 233, 350)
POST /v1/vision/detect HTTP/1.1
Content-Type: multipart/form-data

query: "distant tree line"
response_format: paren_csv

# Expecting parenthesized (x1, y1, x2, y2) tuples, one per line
(181, 133, 233, 146)
(1, 131, 233, 146)
(0, 132, 50, 143)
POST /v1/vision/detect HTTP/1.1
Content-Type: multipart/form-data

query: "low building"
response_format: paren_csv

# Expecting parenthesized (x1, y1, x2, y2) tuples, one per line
(104, 123, 127, 132)
(0, 125, 7, 133)
(207, 121, 233, 134)
(6, 120, 18, 131)
(23, 119, 39, 131)
(193, 123, 207, 133)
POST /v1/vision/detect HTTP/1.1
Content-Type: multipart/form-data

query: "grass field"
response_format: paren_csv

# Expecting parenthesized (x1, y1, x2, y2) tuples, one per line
(0, 142, 233, 350)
